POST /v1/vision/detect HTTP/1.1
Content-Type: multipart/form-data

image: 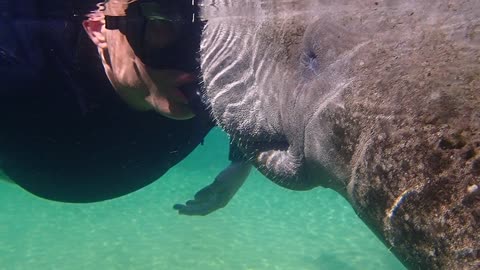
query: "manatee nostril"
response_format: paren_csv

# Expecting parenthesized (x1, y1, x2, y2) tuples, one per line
(307, 50, 317, 60)
(300, 49, 320, 79)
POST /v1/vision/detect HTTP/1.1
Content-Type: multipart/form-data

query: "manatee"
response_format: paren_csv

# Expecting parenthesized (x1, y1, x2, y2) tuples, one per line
(198, 0, 480, 269)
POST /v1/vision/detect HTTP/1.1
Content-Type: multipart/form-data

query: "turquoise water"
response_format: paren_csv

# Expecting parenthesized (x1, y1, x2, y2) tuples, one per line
(0, 129, 404, 270)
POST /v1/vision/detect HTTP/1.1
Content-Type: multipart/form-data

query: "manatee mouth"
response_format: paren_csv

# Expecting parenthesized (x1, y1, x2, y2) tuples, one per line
(253, 145, 313, 191)
(247, 140, 290, 154)
(237, 138, 314, 191)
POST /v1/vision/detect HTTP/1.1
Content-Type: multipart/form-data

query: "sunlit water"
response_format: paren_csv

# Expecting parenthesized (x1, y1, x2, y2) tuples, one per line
(0, 129, 403, 270)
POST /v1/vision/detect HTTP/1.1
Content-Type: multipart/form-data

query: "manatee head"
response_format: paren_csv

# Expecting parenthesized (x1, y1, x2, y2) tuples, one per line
(199, 0, 480, 268)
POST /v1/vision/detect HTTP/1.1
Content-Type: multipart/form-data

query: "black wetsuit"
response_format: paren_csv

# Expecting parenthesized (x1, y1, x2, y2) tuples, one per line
(0, 1, 215, 203)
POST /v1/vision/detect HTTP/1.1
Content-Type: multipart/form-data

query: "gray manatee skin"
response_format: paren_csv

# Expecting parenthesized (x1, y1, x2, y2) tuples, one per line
(199, 0, 479, 269)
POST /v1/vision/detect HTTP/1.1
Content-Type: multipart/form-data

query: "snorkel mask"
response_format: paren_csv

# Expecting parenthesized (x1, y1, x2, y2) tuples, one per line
(104, 0, 202, 71)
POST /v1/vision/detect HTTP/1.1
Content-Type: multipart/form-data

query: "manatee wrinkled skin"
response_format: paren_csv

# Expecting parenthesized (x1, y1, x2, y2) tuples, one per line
(199, 0, 480, 269)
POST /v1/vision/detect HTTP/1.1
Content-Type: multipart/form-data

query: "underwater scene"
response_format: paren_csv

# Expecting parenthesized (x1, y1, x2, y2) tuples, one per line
(1, 0, 479, 269)
(0, 129, 404, 270)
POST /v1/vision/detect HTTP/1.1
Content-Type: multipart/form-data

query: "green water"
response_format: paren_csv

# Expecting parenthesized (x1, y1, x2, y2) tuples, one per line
(0, 129, 404, 270)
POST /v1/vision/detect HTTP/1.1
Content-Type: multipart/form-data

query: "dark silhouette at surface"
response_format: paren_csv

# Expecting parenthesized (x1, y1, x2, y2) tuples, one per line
(0, 0, 214, 203)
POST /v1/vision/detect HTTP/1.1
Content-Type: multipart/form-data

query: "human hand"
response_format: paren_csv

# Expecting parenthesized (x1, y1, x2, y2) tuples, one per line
(173, 162, 252, 216)
(173, 180, 233, 216)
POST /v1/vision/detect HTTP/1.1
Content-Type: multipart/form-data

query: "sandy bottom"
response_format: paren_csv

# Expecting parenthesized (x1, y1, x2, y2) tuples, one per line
(0, 129, 404, 270)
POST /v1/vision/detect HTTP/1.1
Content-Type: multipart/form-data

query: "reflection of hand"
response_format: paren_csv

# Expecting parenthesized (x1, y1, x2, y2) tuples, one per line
(174, 162, 252, 216)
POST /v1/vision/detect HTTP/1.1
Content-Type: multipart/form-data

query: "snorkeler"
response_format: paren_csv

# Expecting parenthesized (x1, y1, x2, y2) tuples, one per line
(0, 0, 251, 215)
